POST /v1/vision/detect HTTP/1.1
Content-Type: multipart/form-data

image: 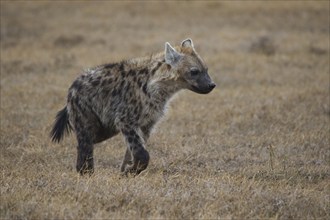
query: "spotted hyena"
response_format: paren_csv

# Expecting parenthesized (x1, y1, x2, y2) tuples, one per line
(51, 39, 216, 175)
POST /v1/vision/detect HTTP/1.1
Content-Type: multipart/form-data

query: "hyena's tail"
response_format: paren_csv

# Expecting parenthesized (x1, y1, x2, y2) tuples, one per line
(50, 106, 72, 143)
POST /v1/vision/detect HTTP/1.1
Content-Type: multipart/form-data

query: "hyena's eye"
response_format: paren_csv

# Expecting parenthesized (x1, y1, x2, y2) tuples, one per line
(190, 68, 200, 76)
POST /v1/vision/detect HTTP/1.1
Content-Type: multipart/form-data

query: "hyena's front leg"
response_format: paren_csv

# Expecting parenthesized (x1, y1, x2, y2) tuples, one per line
(141, 122, 155, 142)
(120, 148, 132, 172)
(121, 128, 150, 175)
(120, 124, 152, 172)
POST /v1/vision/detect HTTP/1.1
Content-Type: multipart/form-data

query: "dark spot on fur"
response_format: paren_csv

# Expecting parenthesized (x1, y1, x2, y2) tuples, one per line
(67, 91, 73, 100)
(104, 63, 116, 69)
(133, 138, 139, 145)
(131, 99, 136, 106)
(102, 78, 113, 87)
(128, 137, 133, 143)
(119, 62, 124, 72)
(120, 80, 125, 88)
(137, 79, 142, 88)
(129, 130, 135, 136)
(142, 83, 148, 94)
(151, 62, 162, 75)
(101, 80, 107, 86)
(91, 79, 100, 86)
(133, 107, 140, 116)
(105, 70, 112, 76)
(139, 68, 148, 75)
(122, 129, 129, 136)
(122, 85, 127, 93)
(128, 70, 136, 76)
(112, 89, 118, 96)
(71, 80, 82, 91)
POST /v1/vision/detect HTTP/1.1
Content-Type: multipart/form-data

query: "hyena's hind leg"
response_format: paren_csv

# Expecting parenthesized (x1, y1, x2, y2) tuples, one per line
(69, 102, 97, 175)
(75, 129, 94, 175)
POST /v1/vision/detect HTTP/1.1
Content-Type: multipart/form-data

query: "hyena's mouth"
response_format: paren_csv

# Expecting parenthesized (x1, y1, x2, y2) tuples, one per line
(190, 83, 216, 94)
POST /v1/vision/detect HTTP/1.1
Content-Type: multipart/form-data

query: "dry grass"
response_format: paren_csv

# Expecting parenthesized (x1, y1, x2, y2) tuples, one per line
(1, 1, 329, 219)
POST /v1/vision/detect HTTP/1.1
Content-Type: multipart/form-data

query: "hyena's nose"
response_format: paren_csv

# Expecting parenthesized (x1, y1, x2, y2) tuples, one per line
(209, 83, 216, 90)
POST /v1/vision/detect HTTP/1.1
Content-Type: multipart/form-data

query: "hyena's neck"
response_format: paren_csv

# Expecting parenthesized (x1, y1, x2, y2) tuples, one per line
(145, 57, 182, 106)
(129, 53, 182, 106)
(148, 80, 182, 106)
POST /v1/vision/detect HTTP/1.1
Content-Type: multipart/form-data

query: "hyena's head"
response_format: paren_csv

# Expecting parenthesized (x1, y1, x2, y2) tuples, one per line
(164, 39, 216, 94)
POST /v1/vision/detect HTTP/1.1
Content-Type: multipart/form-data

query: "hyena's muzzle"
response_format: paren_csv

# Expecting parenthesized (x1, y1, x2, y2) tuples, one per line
(188, 70, 216, 94)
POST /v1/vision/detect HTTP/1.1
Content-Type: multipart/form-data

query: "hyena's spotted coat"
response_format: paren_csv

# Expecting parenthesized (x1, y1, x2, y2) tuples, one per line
(51, 39, 216, 175)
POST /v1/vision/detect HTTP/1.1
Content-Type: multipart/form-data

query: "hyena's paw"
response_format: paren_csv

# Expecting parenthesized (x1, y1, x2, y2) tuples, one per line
(124, 148, 149, 175)
(120, 160, 133, 173)
(76, 157, 94, 176)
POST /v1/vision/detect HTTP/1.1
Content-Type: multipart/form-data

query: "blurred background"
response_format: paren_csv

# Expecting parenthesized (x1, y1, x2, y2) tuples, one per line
(1, 1, 329, 219)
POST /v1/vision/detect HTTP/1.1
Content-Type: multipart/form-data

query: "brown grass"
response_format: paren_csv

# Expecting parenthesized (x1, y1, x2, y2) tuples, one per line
(1, 1, 329, 219)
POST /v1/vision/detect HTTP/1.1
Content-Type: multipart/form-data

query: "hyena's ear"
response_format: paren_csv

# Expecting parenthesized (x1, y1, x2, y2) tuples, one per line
(165, 42, 182, 67)
(181, 38, 194, 48)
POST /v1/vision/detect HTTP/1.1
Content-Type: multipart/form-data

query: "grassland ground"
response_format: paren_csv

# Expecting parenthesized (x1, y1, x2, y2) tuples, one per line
(1, 1, 329, 219)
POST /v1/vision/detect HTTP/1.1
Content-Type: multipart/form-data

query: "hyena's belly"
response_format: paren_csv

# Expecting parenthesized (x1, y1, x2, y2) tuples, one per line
(94, 124, 119, 143)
